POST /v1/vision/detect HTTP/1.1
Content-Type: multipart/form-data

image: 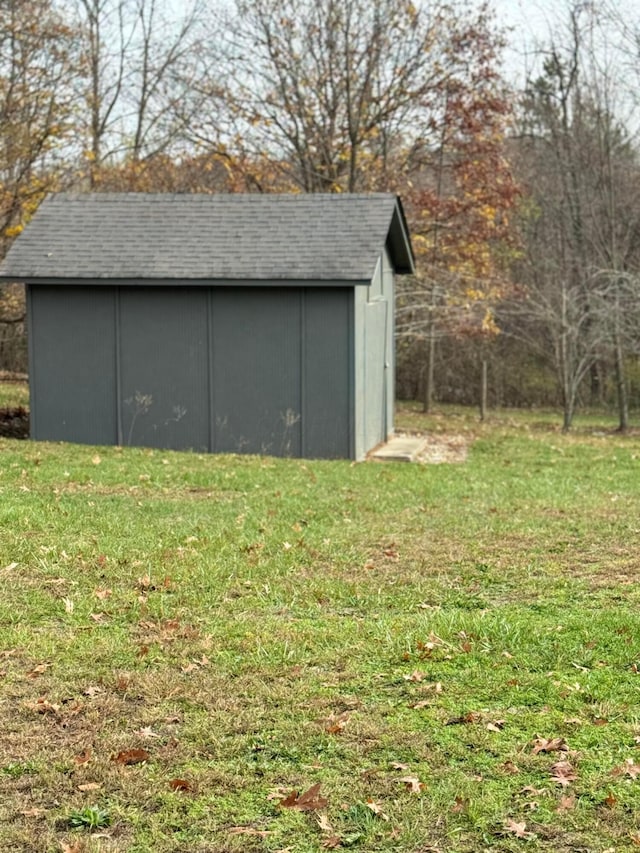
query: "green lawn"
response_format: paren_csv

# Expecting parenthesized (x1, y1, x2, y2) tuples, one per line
(1, 398, 640, 851)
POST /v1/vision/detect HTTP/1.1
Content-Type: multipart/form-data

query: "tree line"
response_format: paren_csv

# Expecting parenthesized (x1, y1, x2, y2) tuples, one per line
(1, 0, 640, 429)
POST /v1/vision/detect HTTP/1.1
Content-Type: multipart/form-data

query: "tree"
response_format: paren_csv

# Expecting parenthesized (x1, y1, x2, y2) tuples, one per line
(192, 0, 504, 194)
(0, 0, 81, 251)
(74, 0, 205, 186)
(396, 17, 521, 413)
(505, 3, 640, 430)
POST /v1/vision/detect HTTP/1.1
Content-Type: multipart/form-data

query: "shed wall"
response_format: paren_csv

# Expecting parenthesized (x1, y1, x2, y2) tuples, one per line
(353, 249, 395, 459)
(28, 284, 354, 458)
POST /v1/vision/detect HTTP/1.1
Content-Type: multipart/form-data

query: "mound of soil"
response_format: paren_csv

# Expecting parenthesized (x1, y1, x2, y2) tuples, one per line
(0, 406, 30, 439)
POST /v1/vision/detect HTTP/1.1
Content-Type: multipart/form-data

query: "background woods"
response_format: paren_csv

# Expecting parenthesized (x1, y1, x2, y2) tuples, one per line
(2, 0, 640, 426)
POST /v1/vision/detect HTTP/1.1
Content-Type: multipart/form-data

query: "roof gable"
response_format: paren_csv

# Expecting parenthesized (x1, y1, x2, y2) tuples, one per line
(0, 192, 415, 283)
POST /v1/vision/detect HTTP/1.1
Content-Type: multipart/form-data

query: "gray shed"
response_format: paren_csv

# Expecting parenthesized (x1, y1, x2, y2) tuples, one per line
(0, 192, 414, 459)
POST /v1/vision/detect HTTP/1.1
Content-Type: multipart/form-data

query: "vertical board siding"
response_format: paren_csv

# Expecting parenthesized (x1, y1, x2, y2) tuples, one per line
(303, 289, 351, 458)
(28, 283, 363, 459)
(118, 288, 209, 450)
(210, 288, 302, 456)
(29, 285, 117, 444)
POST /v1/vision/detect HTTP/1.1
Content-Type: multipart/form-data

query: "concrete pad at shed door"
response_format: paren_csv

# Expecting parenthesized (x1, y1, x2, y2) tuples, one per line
(369, 434, 429, 462)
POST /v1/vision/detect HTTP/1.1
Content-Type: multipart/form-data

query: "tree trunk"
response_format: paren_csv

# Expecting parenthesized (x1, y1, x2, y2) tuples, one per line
(480, 358, 488, 421)
(423, 331, 436, 414)
(614, 331, 628, 432)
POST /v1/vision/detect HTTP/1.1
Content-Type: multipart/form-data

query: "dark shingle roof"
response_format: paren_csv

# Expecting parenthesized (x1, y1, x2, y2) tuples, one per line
(0, 192, 414, 282)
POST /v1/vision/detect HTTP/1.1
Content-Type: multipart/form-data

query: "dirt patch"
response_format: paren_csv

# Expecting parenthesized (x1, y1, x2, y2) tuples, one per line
(0, 406, 29, 439)
(406, 432, 470, 464)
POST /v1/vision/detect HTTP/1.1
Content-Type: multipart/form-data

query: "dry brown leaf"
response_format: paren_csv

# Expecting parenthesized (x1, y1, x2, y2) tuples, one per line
(317, 814, 335, 833)
(366, 800, 389, 820)
(500, 761, 520, 775)
(451, 796, 468, 814)
(77, 782, 101, 792)
(112, 748, 150, 766)
(611, 758, 640, 779)
(325, 711, 350, 734)
(504, 819, 535, 839)
(487, 720, 505, 733)
(26, 697, 59, 715)
(60, 842, 84, 853)
(404, 670, 426, 682)
(550, 760, 577, 787)
(280, 783, 328, 811)
(169, 778, 194, 792)
(26, 663, 50, 678)
(446, 711, 481, 725)
(532, 736, 568, 755)
(74, 749, 92, 765)
(94, 588, 112, 600)
(557, 794, 576, 812)
(391, 761, 410, 771)
(21, 808, 45, 817)
(399, 775, 425, 794)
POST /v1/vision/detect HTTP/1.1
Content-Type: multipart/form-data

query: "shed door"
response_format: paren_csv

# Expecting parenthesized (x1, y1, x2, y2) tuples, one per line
(211, 288, 302, 456)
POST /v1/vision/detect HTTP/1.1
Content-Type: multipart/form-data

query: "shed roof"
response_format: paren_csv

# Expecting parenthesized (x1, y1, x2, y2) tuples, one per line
(0, 192, 415, 284)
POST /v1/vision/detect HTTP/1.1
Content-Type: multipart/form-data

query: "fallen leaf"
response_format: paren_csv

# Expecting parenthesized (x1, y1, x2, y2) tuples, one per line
(399, 775, 425, 794)
(94, 588, 112, 600)
(112, 748, 150, 766)
(325, 711, 350, 734)
(550, 760, 577, 787)
(446, 712, 480, 725)
(390, 761, 410, 771)
(451, 796, 468, 813)
(3, 562, 18, 571)
(26, 663, 50, 678)
(83, 685, 105, 698)
(74, 749, 92, 765)
(136, 726, 161, 739)
(77, 782, 102, 792)
(21, 808, 45, 817)
(404, 670, 426, 682)
(611, 758, 640, 779)
(169, 778, 194, 792)
(487, 721, 505, 733)
(26, 697, 59, 715)
(280, 783, 328, 811)
(501, 761, 520, 775)
(557, 794, 576, 812)
(504, 819, 535, 839)
(59, 843, 83, 853)
(317, 814, 335, 833)
(604, 792, 617, 807)
(366, 800, 389, 820)
(532, 736, 568, 755)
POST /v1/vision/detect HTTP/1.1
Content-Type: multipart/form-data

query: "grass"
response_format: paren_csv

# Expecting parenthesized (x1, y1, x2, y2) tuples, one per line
(1, 390, 640, 851)
(0, 379, 29, 408)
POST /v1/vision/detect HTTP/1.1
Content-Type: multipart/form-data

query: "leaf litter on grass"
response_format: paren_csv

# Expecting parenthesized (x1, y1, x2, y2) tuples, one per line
(3, 413, 640, 851)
